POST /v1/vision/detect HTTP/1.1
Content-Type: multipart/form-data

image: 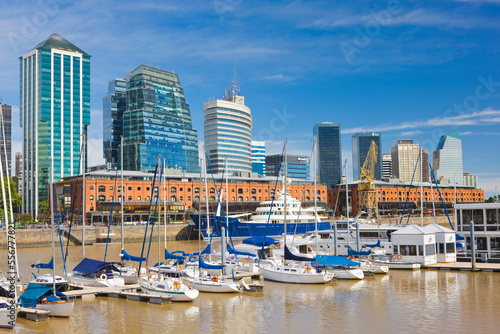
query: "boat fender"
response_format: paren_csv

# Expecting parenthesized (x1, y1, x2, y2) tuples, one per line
(100, 274, 107, 280)
(397, 255, 402, 260)
(392, 254, 398, 260)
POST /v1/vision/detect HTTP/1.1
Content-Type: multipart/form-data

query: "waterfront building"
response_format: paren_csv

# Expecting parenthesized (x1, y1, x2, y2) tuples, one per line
(382, 153, 392, 179)
(55, 170, 326, 222)
(432, 130, 463, 185)
(352, 132, 382, 181)
(20, 33, 90, 215)
(463, 172, 478, 189)
(251, 140, 265, 176)
(103, 78, 126, 169)
(123, 65, 200, 173)
(0, 103, 12, 176)
(204, 81, 252, 175)
(313, 122, 342, 187)
(266, 154, 309, 181)
(327, 180, 484, 217)
(391, 139, 429, 182)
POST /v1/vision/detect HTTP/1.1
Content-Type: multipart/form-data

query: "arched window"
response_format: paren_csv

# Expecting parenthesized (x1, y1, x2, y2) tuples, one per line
(180, 196, 183, 201)
(187, 196, 191, 201)
(210, 188, 215, 194)
(145, 196, 150, 201)
(238, 188, 243, 194)
(170, 196, 177, 202)
(90, 186, 94, 191)
(109, 186, 113, 191)
(89, 195, 94, 201)
(118, 186, 122, 192)
(98, 186, 105, 192)
(128, 196, 132, 201)
(154, 187, 158, 192)
(238, 196, 243, 202)
(98, 195, 105, 201)
(251, 196, 257, 201)
(251, 189, 256, 194)
(194, 196, 200, 202)
(209, 196, 216, 202)
(170, 187, 177, 193)
(306, 190, 310, 195)
(137, 196, 142, 201)
(194, 187, 200, 194)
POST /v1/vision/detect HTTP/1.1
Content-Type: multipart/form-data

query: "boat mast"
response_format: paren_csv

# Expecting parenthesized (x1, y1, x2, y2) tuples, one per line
(284, 141, 288, 262)
(121, 135, 124, 252)
(82, 133, 86, 259)
(164, 157, 166, 249)
(345, 158, 350, 250)
(198, 158, 202, 278)
(158, 156, 161, 267)
(50, 158, 56, 294)
(430, 169, 436, 224)
(420, 139, 423, 227)
(313, 139, 319, 254)
(204, 146, 211, 261)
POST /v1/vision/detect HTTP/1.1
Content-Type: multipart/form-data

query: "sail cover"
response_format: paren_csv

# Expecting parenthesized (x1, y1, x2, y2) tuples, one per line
(227, 244, 256, 257)
(165, 249, 187, 260)
(199, 256, 224, 270)
(242, 236, 276, 247)
(72, 258, 120, 274)
(284, 245, 315, 262)
(187, 244, 211, 257)
(18, 284, 67, 308)
(365, 240, 381, 248)
(121, 250, 146, 262)
(31, 257, 54, 269)
(314, 255, 360, 267)
(347, 246, 372, 256)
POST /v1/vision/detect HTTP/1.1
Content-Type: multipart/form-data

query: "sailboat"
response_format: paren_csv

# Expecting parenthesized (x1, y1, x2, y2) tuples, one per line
(259, 142, 334, 284)
(19, 161, 74, 317)
(29, 258, 68, 291)
(0, 101, 18, 327)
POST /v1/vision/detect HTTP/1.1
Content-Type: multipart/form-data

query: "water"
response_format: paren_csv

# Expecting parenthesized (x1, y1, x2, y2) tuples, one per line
(4, 241, 500, 333)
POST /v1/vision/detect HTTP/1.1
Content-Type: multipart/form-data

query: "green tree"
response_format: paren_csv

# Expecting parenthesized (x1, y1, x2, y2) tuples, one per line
(485, 195, 499, 203)
(38, 200, 49, 215)
(19, 213, 33, 225)
(0, 176, 22, 215)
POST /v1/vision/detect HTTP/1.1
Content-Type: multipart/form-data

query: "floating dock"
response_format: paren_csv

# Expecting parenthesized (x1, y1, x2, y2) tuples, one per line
(18, 307, 50, 322)
(424, 262, 500, 272)
(66, 284, 171, 304)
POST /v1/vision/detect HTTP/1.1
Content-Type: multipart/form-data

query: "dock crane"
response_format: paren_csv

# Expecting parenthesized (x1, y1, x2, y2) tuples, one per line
(358, 140, 378, 216)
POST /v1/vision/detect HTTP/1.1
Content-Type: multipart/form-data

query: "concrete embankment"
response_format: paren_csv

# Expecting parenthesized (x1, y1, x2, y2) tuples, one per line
(0, 224, 188, 249)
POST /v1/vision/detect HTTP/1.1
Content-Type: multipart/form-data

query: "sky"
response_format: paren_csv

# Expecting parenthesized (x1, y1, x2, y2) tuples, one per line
(0, 0, 499, 197)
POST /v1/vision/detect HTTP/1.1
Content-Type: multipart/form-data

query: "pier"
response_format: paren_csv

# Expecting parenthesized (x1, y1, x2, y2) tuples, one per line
(424, 262, 500, 272)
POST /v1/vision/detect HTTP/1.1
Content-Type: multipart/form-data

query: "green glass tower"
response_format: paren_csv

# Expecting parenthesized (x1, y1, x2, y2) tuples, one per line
(20, 33, 90, 215)
(123, 65, 200, 173)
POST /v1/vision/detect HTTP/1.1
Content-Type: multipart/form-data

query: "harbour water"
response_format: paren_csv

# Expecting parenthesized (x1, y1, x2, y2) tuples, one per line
(4, 240, 500, 333)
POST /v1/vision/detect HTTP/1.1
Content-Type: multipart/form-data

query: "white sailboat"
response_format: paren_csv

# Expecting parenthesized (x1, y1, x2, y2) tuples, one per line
(259, 142, 334, 284)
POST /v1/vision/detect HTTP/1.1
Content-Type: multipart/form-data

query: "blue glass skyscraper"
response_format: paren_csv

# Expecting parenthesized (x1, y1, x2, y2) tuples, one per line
(433, 130, 463, 185)
(123, 65, 200, 173)
(313, 122, 342, 187)
(252, 140, 265, 176)
(103, 78, 126, 168)
(20, 33, 90, 215)
(352, 132, 382, 181)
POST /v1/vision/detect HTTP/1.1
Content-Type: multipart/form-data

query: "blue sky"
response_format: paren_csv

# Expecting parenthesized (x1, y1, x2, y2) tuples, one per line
(1, 0, 499, 197)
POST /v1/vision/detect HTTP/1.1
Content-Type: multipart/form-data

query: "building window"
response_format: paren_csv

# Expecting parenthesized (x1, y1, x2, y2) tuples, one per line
(89, 195, 94, 201)
(109, 186, 113, 191)
(128, 187, 132, 191)
(146, 187, 150, 191)
(170, 196, 177, 202)
(251, 196, 257, 201)
(238, 188, 243, 194)
(90, 207, 94, 212)
(209, 196, 215, 202)
(98, 195, 105, 201)
(137, 196, 141, 201)
(180, 196, 184, 201)
(128, 196, 132, 201)
(238, 196, 243, 202)
(194, 196, 200, 202)
(146, 196, 150, 201)
(118, 186, 122, 192)
(99, 186, 105, 192)
(187, 196, 191, 201)
(90, 186, 94, 191)
(154, 187, 158, 192)
(251, 189, 256, 194)
(138, 187, 141, 191)
(210, 188, 215, 194)
(194, 187, 200, 194)
(179, 188, 183, 192)
(187, 188, 191, 192)
(171, 187, 177, 193)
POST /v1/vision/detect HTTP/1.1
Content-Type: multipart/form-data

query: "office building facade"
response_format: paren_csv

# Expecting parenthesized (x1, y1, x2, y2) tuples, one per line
(251, 140, 265, 176)
(432, 130, 463, 185)
(352, 132, 382, 181)
(266, 154, 309, 180)
(123, 65, 200, 173)
(463, 172, 478, 189)
(313, 122, 342, 187)
(20, 33, 90, 215)
(390, 139, 429, 183)
(382, 153, 392, 179)
(103, 78, 126, 168)
(0, 103, 12, 176)
(204, 81, 252, 175)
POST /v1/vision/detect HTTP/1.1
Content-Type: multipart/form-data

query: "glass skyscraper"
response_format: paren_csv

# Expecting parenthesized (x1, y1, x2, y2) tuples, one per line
(123, 65, 200, 173)
(266, 154, 309, 180)
(352, 132, 382, 181)
(251, 140, 265, 176)
(433, 130, 463, 185)
(20, 33, 90, 215)
(313, 122, 342, 187)
(204, 81, 252, 175)
(103, 78, 126, 168)
(0, 103, 12, 176)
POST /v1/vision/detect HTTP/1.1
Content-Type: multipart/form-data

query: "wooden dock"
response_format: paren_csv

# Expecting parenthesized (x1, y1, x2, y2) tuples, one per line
(18, 307, 50, 322)
(65, 284, 171, 304)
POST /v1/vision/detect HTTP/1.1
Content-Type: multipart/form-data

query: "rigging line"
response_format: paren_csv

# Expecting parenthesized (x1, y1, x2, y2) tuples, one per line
(137, 163, 159, 276)
(429, 163, 454, 230)
(399, 151, 420, 225)
(52, 183, 67, 275)
(65, 140, 83, 262)
(146, 159, 163, 263)
(259, 145, 285, 262)
(104, 166, 120, 262)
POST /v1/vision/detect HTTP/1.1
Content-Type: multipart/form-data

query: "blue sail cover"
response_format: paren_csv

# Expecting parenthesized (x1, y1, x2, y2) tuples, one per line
(284, 245, 316, 262)
(227, 244, 256, 257)
(72, 258, 120, 275)
(165, 249, 187, 260)
(187, 244, 211, 257)
(31, 257, 53, 269)
(121, 250, 146, 262)
(199, 256, 224, 270)
(242, 236, 276, 247)
(365, 240, 381, 248)
(18, 284, 67, 308)
(314, 255, 360, 267)
(456, 233, 465, 241)
(347, 246, 372, 256)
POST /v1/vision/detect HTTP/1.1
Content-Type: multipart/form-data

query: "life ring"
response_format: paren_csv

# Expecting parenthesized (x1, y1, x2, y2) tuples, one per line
(349, 255, 354, 260)
(100, 274, 107, 280)
(392, 254, 398, 260)
(397, 255, 402, 260)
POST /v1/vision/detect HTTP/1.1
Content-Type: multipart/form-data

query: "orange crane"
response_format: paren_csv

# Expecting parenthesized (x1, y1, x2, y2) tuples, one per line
(358, 140, 378, 216)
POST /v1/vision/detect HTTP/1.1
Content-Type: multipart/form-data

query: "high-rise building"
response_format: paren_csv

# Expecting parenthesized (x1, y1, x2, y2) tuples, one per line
(433, 130, 463, 185)
(266, 154, 309, 180)
(103, 78, 126, 168)
(15, 152, 22, 195)
(352, 132, 382, 181)
(390, 139, 430, 183)
(0, 103, 12, 176)
(123, 65, 200, 173)
(204, 81, 252, 175)
(382, 153, 392, 179)
(313, 122, 342, 187)
(20, 33, 90, 215)
(251, 141, 265, 176)
(463, 172, 478, 189)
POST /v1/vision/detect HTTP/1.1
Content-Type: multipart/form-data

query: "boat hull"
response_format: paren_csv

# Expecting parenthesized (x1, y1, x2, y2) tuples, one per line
(36, 300, 75, 318)
(139, 277, 199, 301)
(329, 268, 364, 280)
(189, 279, 240, 293)
(259, 266, 333, 284)
(0, 304, 17, 328)
(372, 260, 420, 270)
(67, 273, 125, 287)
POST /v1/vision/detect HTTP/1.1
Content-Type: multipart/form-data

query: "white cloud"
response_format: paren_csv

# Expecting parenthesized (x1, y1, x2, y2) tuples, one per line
(263, 74, 294, 82)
